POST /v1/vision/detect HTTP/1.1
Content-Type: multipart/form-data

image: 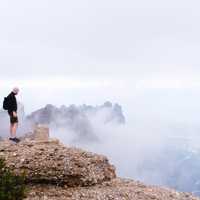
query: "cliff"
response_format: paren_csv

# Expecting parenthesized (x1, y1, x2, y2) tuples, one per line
(0, 126, 199, 200)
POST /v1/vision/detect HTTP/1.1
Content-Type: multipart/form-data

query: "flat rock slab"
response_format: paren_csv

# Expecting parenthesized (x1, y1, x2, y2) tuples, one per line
(0, 139, 116, 187)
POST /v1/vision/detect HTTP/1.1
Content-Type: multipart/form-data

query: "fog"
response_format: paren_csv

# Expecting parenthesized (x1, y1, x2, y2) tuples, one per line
(58, 89, 200, 194)
(1, 86, 200, 194)
(0, 0, 200, 195)
(41, 88, 199, 195)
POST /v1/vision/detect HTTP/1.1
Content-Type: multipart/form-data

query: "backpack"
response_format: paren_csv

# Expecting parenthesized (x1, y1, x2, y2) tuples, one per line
(3, 97, 9, 110)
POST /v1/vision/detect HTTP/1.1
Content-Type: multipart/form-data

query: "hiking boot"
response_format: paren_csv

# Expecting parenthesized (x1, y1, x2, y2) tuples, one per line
(14, 137, 20, 143)
(9, 137, 20, 143)
(9, 138, 15, 142)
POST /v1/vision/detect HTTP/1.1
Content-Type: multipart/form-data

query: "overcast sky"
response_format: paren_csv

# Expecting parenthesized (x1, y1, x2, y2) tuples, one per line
(2, 2, 200, 189)
(0, 0, 200, 113)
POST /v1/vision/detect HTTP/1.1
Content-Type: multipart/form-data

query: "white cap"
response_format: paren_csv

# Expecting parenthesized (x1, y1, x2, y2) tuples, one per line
(12, 87, 19, 94)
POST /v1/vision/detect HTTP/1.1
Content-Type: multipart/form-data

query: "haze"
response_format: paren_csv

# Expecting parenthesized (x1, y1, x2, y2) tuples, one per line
(1, 0, 200, 193)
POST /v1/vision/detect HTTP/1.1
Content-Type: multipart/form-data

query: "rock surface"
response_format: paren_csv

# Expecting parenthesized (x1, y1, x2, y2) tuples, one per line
(0, 127, 199, 200)
(21, 125, 50, 141)
(26, 178, 198, 200)
(0, 139, 116, 187)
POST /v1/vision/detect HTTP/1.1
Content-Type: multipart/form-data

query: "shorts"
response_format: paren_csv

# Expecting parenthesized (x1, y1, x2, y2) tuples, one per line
(8, 111, 18, 124)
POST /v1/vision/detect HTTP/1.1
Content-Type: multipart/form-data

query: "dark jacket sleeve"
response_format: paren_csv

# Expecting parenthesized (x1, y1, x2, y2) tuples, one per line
(7, 93, 17, 112)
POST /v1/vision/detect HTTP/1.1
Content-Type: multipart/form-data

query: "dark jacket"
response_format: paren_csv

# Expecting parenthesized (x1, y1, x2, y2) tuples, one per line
(7, 92, 17, 113)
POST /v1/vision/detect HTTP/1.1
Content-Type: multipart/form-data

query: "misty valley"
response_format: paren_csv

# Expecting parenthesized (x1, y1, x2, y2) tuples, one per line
(0, 102, 200, 196)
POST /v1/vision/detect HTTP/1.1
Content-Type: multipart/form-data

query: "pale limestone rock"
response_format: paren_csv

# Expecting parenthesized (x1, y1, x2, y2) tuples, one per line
(33, 125, 49, 141)
(21, 125, 50, 141)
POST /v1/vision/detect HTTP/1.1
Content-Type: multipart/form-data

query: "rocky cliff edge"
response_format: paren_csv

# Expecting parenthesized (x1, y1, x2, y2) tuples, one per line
(0, 126, 199, 200)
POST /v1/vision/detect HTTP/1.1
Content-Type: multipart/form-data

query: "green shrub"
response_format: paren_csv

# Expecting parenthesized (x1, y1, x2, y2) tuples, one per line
(0, 158, 27, 200)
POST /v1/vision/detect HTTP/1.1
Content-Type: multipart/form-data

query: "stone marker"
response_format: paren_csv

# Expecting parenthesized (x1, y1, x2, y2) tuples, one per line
(33, 125, 49, 141)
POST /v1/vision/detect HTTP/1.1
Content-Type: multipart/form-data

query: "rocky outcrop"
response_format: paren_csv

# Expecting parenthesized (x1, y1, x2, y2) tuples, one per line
(26, 102, 125, 142)
(0, 102, 125, 142)
(26, 102, 125, 126)
(27, 178, 198, 200)
(0, 139, 115, 187)
(21, 125, 50, 141)
(0, 127, 199, 200)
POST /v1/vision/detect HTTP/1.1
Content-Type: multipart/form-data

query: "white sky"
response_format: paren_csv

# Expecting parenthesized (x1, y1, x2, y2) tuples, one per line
(0, 0, 200, 114)
(1, 1, 200, 189)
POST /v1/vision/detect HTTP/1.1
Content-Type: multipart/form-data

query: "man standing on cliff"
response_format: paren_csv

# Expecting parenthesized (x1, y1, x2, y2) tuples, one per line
(5, 88, 20, 143)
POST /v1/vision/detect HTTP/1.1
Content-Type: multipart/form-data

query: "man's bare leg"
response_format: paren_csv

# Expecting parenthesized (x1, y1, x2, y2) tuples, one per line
(10, 124, 14, 137)
(10, 123, 18, 138)
(13, 123, 18, 136)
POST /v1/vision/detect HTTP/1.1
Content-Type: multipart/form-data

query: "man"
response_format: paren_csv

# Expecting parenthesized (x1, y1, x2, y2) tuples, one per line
(6, 87, 20, 143)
